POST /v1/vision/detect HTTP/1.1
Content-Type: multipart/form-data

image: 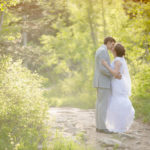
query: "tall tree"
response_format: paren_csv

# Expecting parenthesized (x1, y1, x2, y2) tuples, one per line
(101, 0, 106, 37)
(0, 11, 4, 31)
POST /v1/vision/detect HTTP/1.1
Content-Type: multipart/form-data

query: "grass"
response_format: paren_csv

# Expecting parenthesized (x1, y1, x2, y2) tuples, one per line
(132, 97, 150, 123)
(47, 131, 93, 150)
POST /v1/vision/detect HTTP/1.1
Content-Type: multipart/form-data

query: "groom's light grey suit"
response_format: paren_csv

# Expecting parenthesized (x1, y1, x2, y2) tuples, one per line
(93, 44, 112, 130)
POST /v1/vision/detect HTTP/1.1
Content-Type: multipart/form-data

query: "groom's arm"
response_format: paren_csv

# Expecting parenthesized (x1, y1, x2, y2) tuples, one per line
(98, 51, 112, 77)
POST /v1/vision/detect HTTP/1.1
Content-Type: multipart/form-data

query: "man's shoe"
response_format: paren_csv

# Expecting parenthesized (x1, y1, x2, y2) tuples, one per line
(96, 128, 105, 133)
(96, 128, 114, 134)
(103, 129, 114, 134)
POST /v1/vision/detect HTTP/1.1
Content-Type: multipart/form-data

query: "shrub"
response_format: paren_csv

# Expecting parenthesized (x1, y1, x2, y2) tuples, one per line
(132, 63, 150, 122)
(0, 56, 49, 149)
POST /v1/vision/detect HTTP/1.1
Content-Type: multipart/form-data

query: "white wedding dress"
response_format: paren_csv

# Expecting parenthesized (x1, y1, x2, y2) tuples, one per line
(105, 57, 135, 133)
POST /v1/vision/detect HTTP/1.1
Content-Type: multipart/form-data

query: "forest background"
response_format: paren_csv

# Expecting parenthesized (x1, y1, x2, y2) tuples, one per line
(0, 0, 150, 149)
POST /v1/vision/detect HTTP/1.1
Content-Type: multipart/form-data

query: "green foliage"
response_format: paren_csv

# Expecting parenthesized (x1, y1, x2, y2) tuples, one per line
(44, 72, 96, 108)
(131, 64, 150, 122)
(0, 0, 18, 11)
(48, 131, 93, 150)
(41, 23, 95, 108)
(133, 64, 150, 98)
(0, 0, 150, 123)
(0, 56, 49, 149)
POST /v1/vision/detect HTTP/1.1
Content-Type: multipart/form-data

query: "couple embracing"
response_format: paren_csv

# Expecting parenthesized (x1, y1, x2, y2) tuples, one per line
(93, 37, 135, 133)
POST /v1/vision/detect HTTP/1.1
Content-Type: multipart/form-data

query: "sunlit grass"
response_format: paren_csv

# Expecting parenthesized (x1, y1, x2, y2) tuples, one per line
(48, 131, 93, 150)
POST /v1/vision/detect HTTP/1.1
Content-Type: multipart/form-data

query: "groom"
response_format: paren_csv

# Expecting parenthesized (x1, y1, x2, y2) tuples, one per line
(93, 37, 121, 133)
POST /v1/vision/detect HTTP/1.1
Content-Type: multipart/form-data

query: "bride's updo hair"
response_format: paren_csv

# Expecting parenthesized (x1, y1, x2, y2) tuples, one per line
(114, 43, 125, 57)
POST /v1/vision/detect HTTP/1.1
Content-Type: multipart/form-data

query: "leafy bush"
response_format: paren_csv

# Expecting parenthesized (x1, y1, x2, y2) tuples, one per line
(132, 64, 150, 99)
(0, 56, 49, 149)
(132, 64, 150, 122)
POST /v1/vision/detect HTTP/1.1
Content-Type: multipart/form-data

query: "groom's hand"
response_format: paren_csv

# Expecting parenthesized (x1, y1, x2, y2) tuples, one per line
(115, 72, 122, 79)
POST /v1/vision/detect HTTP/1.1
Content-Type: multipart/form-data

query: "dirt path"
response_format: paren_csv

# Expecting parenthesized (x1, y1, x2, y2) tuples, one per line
(49, 107, 150, 150)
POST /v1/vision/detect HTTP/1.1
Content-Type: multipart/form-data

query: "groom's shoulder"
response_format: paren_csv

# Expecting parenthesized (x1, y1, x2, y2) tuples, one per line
(96, 45, 106, 55)
(100, 44, 107, 50)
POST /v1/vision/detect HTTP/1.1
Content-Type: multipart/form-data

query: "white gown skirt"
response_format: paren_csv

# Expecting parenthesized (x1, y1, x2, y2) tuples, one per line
(105, 78, 135, 133)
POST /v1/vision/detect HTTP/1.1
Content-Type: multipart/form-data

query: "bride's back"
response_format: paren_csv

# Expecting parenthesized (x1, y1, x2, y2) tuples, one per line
(111, 57, 124, 74)
(111, 57, 131, 96)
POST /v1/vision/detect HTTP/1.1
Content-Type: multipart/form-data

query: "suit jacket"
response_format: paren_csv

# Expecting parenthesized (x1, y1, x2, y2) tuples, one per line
(93, 44, 112, 88)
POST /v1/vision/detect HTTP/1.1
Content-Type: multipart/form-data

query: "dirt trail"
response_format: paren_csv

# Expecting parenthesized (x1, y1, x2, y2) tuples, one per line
(49, 107, 150, 150)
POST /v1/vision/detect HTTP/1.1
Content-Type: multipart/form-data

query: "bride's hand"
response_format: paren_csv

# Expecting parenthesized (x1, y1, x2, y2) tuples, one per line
(101, 60, 108, 66)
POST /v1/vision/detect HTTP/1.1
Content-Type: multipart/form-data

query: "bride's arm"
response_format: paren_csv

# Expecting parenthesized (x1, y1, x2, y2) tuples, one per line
(102, 60, 121, 77)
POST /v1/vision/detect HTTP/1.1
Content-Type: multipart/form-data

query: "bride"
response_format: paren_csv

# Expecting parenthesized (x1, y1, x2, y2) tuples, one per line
(102, 43, 135, 133)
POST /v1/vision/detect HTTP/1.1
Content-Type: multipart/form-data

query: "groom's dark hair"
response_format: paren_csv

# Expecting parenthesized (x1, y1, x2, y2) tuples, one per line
(104, 37, 116, 44)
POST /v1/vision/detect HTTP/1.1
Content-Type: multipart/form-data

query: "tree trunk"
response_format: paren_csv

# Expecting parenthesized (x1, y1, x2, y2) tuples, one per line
(101, 0, 106, 37)
(22, 15, 28, 68)
(87, 0, 98, 48)
(23, 31, 27, 46)
(22, 15, 28, 46)
(0, 11, 4, 31)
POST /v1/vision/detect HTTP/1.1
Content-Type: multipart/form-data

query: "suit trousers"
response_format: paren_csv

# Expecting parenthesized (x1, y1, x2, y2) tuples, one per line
(95, 88, 111, 129)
